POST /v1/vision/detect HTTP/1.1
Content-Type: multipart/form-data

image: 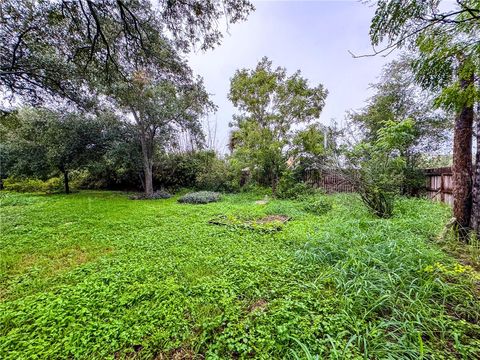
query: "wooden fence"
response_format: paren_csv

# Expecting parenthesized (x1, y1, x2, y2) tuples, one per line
(424, 167, 454, 206)
(304, 167, 456, 206)
(304, 169, 356, 193)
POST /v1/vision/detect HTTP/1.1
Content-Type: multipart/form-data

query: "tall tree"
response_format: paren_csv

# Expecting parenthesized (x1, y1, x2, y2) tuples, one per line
(368, 0, 480, 240)
(290, 123, 341, 174)
(472, 102, 480, 238)
(228, 57, 328, 192)
(2, 0, 233, 197)
(112, 72, 214, 196)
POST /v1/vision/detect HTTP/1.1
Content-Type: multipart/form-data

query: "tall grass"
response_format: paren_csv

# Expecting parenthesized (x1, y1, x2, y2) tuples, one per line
(295, 196, 480, 359)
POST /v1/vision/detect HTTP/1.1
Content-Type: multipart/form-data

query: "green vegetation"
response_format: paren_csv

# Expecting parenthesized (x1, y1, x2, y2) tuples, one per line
(178, 191, 222, 204)
(228, 57, 328, 193)
(1, 191, 478, 359)
(2, 177, 63, 194)
(130, 190, 172, 201)
(302, 198, 332, 216)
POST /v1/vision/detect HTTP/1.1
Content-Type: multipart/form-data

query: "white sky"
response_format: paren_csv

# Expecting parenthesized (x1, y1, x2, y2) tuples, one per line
(188, 0, 396, 152)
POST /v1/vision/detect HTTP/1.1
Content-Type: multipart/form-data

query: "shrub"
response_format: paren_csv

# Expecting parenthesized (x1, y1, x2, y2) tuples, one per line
(3, 177, 63, 193)
(195, 157, 237, 192)
(130, 190, 172, 200)
(359, 188, 394, 218)
(276, 181, 315, 200)
(178, 191, 221, 204)
(276, 171, 315, 199)
(43, 177, 63, 193)
(303, 198, 332, 216)
(155, 150, 228, 191)
(240, 184, 272, 196)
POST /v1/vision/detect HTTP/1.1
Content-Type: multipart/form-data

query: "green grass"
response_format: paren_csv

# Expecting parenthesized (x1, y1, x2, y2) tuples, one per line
(0, 191, 479, 359)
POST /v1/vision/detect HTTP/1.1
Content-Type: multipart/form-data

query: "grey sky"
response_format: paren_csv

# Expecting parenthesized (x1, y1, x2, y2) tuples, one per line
(189, 0, 395, 153)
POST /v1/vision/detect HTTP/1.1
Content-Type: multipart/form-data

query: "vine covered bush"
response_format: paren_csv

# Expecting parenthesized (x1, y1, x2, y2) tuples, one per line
(276, 172, 315, 199)
(178, 191, 221, 204)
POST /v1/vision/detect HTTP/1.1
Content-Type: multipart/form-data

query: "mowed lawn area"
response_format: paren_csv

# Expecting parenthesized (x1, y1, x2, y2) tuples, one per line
(1, 191, 479, 359)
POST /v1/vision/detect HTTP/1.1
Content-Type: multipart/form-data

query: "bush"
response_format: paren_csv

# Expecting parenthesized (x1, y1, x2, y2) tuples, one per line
(178, 191, 221, 204)
(155, 150, 226, 190)
(130, 190, 172, 200)
(3, 177, 63, 193)
(276, 181, 315, 200)
(195, 157, 237, 192)
(303, 198, 333, 216)
(275, 171, 315, 199)
(359, 189, 394, 218)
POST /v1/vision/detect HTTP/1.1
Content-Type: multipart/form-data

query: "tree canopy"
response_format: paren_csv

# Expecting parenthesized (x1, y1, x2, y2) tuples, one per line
(228, 57, 328, 191)
(0, 0, 254, 105)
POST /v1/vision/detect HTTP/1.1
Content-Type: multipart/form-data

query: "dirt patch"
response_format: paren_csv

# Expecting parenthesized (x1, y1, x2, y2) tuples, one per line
(256, 215, 289, 224)
(248, 299, 268, 313)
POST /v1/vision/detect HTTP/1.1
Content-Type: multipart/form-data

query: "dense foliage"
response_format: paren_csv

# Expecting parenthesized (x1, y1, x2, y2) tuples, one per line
(228, 57, 328, 192)
(344, 58, 453, 217)
(0, 0, 254, 104)
(0, 108, 115, 193)
(1, 191, 478, 358)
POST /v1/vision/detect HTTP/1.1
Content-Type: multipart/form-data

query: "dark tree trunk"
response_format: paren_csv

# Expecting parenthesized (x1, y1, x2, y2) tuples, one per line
(471, 112, 480, 238)
(140, 134, 154, 197)
(132, 109, 154, 197)
(271, 176, 277, 195)
(452, 68, 474, 241)
(63, 170, 70, 194)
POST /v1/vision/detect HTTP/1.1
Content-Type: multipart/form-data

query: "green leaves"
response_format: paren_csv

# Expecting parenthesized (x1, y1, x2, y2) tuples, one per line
(228, 57, 328, 191)
(369, 0, 480, 110)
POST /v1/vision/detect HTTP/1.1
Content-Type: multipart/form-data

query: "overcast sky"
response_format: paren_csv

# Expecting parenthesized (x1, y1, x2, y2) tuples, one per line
(188, 0, 396, 153)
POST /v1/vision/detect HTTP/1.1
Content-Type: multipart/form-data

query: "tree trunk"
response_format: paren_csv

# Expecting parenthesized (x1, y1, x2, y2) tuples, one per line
(471, 110, 480, 238)
(63, 170, 70, 194)
(132, 109, 154, 197)
(140, 134, 154, 197)
(452, 68, 474, 241)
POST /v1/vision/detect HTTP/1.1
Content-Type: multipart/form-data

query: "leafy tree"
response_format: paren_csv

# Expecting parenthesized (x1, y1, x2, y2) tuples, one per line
(111, 72, 214, 196)
(1, 108, 114, 193)
(81, 121, 145, 190)
(0, 0, 254, 105)
(348, 58, 451, 195)
(1, 0, 249, 199)
(290, 123, 341, 175)
(228, 57, 328, 192)
(368, 0, 480, 239)
(348, 119, 417, 218)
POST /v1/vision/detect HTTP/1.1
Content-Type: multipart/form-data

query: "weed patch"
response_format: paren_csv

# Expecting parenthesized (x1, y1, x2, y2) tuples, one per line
(0, 191, 478, 359)
(209, 214, 289, 232)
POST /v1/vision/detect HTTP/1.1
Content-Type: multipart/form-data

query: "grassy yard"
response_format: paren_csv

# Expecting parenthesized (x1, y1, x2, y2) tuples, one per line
(0, 191, 479, 359)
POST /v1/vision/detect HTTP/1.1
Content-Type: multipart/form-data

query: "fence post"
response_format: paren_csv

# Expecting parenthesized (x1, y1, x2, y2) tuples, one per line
(440, 173, 445, 202)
